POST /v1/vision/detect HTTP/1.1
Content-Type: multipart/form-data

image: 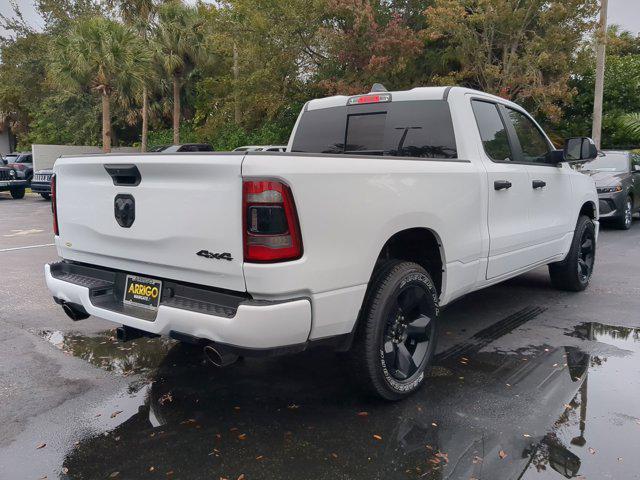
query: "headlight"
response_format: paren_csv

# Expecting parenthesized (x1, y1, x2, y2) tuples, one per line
(9, 169, 16, 178)
(597, 185, 622, 194)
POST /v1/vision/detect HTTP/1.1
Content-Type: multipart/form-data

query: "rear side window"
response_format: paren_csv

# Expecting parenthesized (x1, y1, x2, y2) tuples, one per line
(471, 100, 513, 162)
(291, 100, 458, 159)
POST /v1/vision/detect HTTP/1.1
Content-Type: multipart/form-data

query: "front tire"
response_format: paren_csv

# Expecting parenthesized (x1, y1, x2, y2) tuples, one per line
(548, 215, 596, 291)
(350, 261, 439, 401)
(615, 195, 633, 230)
(10, 188, 25, 199)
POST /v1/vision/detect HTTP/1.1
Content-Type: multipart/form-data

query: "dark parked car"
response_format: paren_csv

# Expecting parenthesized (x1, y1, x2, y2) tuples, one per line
(0, 165, 28, 199)
(149, 143, 214, 153)
(583, 150, 640, 229)
(30, 169, 54, 199)
(5, 152, 33, 185)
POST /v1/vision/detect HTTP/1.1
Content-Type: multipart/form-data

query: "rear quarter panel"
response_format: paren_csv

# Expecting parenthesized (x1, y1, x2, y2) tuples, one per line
(242, 153, 485, 338)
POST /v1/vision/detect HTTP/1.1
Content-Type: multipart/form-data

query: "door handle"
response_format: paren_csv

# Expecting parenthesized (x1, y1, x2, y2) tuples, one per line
(494, 180, 512, 191)
(532, 180, 546, 189)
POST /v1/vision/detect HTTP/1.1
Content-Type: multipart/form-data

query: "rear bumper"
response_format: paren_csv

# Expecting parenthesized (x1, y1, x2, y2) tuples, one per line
(30, 182, 51, 194)
(45, 262, 312, 350)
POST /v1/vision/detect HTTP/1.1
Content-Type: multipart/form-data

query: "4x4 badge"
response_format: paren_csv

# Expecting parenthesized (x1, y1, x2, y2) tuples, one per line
(196, 250, 233, 261)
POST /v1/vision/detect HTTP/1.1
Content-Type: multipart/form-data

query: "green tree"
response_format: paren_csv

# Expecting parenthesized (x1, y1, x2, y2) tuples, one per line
(111, 0, 157, 151)
(154, 1, 206, 144)
(424, 0, 598, 122)
(49, 17, 151, 152)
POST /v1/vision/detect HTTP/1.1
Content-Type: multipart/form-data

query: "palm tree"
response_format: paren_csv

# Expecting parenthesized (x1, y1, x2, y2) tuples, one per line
(622, 113, 640, 138)
(50, 17, 151, 152)
(154, 1, 205, 144)
(114, 0, 156, 151)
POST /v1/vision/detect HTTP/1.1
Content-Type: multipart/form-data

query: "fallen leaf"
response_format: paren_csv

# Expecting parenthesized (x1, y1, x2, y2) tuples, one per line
(472, 455, 483, 464)
(357, 411, 369, 417)
(234, 406, 241, 411)
(373, 434, 382, 441)
(149, 467, 155, 472)
(618, 457, 623, 462)
(523, 434, 531, 438)
(36, 443, 46, 449)
(435, 452, 449, 463)
(589, 447, 596, 455)
(109, 472, 120, 478)
(255, 455, 264, 460)
(159, 393, 173, 405)
(431, 422, 438, 427)
(61, 468, 69, 474)
(499, 450, 507, 460)
(331, 453, 338, 459)
(238, 433, 247, 440)
(237, 475, 245, 480)
(110, 410, 123, 418)
(166, 471, 174, 476)
(287, 404, 299, 410)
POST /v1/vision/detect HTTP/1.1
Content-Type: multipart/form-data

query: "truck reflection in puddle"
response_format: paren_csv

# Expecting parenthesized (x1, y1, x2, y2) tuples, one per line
(48, 321, 639, 480)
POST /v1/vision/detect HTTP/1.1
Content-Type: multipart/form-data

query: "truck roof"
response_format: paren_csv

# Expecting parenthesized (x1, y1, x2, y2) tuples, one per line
(305, 86, 507, 111)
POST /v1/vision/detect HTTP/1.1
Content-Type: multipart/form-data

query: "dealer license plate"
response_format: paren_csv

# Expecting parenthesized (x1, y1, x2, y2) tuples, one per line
(123, 275, 162, 310)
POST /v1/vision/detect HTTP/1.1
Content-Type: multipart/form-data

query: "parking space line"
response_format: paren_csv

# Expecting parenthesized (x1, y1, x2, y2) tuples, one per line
(0, 243, 55, 253)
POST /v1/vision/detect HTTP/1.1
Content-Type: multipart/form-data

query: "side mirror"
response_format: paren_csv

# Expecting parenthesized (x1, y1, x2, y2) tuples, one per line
(563, 137, 598, 162)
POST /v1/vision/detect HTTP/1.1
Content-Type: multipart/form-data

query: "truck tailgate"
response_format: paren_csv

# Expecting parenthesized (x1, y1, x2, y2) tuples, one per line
(54, 154, 246, 292)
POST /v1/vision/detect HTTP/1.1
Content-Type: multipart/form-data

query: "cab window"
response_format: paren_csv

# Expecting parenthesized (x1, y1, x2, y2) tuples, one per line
(504, 108, 551, 163)
(471, 100, 513, 162)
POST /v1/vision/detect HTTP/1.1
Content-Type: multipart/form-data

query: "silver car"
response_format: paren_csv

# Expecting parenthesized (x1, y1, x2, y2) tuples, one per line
(583, 150, 640, 230)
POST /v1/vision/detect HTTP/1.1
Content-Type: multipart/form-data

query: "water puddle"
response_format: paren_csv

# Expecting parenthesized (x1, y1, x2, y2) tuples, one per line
(28, 320, 640, 479)
(37, 329, 176, 376)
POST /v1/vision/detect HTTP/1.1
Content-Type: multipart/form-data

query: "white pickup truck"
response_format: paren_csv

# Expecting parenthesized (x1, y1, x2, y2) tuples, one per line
(45, 86, 599, 400)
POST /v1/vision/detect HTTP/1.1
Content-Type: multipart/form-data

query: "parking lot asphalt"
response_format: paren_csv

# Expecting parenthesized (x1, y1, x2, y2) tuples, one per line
(1, 193, 639, 480)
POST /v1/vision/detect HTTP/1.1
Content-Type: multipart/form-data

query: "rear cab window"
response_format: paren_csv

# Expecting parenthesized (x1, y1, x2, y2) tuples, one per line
(291, 99, 458, 159)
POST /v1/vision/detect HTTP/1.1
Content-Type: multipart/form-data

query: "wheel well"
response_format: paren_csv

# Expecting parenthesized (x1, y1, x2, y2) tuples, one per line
(375, 228, 443, 295)
(580, 201, 596, 220)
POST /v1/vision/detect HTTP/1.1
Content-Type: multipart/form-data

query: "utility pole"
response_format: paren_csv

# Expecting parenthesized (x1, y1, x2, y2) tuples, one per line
(233, 41, 241, 125)
(591, 0, 608, 149)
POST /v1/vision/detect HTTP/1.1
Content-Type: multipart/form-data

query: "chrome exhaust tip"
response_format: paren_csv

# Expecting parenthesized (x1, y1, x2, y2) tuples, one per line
(203, 344, 238, 367)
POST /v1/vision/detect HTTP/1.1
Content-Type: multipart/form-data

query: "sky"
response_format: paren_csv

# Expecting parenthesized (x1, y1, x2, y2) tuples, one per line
(1, 0, 639, 36)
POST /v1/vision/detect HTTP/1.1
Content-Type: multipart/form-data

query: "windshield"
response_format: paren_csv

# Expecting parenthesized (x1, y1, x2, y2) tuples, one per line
(586, 152, 629, 172)
(13, 154, 32, 164)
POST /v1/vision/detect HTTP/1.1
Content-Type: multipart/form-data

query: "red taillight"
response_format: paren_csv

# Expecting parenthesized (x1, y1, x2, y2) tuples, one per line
(243, 180, 302, 262)
(51, 174, 59, 236)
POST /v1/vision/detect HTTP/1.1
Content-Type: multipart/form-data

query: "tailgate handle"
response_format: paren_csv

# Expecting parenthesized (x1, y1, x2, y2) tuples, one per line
(104, 164, 141, 186)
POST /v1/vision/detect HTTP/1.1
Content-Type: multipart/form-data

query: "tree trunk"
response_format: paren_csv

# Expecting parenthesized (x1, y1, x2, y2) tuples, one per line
(141, 86, 149, 152)
(173, 75, 180, 145)
(101, 92, 111, 153)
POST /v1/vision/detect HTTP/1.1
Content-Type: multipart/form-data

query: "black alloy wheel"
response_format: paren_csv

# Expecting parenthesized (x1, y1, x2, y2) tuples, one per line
(382, 284, 435, 381)
(549, 215, 596, 292)
(577, 229, 595, 284)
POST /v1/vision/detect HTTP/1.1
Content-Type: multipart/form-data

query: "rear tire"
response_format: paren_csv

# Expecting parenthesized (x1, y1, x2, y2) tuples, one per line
(548, 215, 596, 291)
(615, 195, 633, 230)
(10, 188, 25, 199)
(350, 260, 439, 401)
